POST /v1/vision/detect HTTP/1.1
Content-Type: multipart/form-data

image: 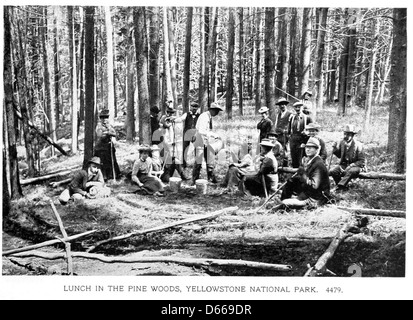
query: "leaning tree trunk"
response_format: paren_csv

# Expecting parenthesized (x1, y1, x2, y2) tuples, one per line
(391, 9, 407, 173)
(83, 6, 95, 168)
(225, 7, 236, 120)
(182, 7, 193, 113)
(264, 7, 277, 121)
(4, 6, 23, 199)
(134, 7, 151, 144)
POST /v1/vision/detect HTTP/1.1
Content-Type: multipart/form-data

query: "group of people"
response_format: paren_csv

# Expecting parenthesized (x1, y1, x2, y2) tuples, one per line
(59, 92, 366, 212)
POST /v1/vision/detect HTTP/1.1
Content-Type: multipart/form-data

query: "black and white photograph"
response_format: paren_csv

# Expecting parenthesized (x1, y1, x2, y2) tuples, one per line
(1, 0, 411, 301)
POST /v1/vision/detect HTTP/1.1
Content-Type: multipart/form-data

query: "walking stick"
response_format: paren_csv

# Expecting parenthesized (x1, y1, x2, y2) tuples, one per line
(327, 147, 335, 171)
(255, 172, 298, 213)
(262, 175, 268, 199)
(110, 138, 116, 181)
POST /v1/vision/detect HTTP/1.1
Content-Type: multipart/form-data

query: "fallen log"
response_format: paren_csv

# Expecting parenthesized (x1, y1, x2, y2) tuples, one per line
(87, 206, 239, 252)
(336, 206, 405, 218)
(9, 250, 292, 272)
(2, 230, 97, 256)
(304, 223, 354, 277)
(21, 169, 74, 186)
(279, 167, 405, 181)
(50, 178, 72, 188)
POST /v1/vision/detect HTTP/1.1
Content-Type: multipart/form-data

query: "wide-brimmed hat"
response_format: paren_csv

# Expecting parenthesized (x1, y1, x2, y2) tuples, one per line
(260, 138, 275, 148)
(99, 109, 110, 118)
(305, 137, 320, 149)
(88, 156, 102, 166)
(343, 124, 358, 134)
(209, 102, 224, 111)
(258, 106, 269, 114)
(190, 102, 200, 109)
(150, 106, 160, 114)
(166, 107, 176, 114)
(293, 101, 303, 108)
(276, 97, 289, 105)
(138, 144, 152, 152)
(267, 129, 278, 137)
(151, 144, 160, 151)
(305, 123, 321, 131)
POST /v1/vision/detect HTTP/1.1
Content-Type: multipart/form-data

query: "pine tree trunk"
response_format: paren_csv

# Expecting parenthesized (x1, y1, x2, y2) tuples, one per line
(68, 6, 78, 154)
(364, 18, 380, 131)
(134, 7, 151, 144)
(391, 9, 407, 173)
(53, 9, 61, 125)
(287, 8, 298, 98)
(182, 7, 193, 113)
(264, 8, 277, 121)
(83, 6, 95, 167)
(198, 7, 206, 111)
(299, 8, 312, 96)
(162, 7, 173, 109)
(167, 8, 178, 108)
(254, 8, 262, 113)
(4, 6, 23, 199)
(104, 6, 115, 122)
(238, 7, 244, 116)
(149, 6, 160, 110)
(126, 9, 135, 142)
(226, 7, 236, 120)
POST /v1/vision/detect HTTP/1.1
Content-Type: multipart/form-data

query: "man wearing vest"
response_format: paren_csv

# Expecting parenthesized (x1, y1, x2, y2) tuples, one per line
(274, 97, 292, 151)
(329, 124, 366, 192)
(174, 102, 200, 168)
(287, 101, 313, 168)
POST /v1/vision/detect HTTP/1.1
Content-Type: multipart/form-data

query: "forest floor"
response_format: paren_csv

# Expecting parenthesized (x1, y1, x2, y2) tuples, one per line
(2, 104, 406, 277)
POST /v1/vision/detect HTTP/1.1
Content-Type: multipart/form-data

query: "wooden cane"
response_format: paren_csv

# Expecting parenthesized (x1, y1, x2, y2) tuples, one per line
(262, 175, 268, 199)
(327, 147, 335, 171)
(110, 138, 116, 181)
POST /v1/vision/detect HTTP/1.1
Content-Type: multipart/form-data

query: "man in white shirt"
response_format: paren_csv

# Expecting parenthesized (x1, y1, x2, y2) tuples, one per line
(192, 103, 224, 184)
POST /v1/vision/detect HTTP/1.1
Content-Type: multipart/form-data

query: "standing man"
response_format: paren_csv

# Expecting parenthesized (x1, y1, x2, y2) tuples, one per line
(257, 106, 273, 143)
(287, 101, 313, 168)
(94, 109, 121, 181)
(276, 137, 331, 210)
(174, 102, 200, 168)
(301, 90, 313, 115)
(329, 124, 366, 192)
(192, 102, 224, 184)
(274, 97, 292, 150)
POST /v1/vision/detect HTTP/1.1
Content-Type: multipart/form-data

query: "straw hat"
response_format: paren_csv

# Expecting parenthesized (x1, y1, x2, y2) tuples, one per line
(343, 124, 358, 134)
(138, 144, 152, 152)
(293, 101, 303, 108)
(258, 106, 269, 114)
(305, 123, 321, 131)
(260, 138, 275, 148)
(151, 145, 160, 151)
(276, 97, 289, 105)
(209, 102, 224, 111)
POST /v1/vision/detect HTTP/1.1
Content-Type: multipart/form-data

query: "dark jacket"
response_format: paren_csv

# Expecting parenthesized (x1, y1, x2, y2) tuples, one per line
(333, 139, 366, 168)
(287, 113, 313, 136)
(300, 155, 330, 201)
(257, 118, 273, 142)
(304, 135, 327, 161)
(68, 169, 104, 196)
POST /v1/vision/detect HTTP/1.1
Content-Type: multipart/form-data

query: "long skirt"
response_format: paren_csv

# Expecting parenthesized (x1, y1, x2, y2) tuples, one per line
(138, 173, 164, 193)
(94, 145, 121, 180)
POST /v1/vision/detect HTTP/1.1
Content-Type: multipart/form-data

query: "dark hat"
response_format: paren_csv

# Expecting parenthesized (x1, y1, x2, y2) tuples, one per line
(303, 90, 313, 97)
(138, 144, 152, 153)
(99, 109, 110, 118)
(88, 156, 102, 166)
(267, 129, 278, 137)
(343, 124, 358, 134)
(209, 102, 224, 112)
(150, 106, 160, 114)
(293, 101, 303, 108)
(305, 137, 320, 149)
(305, 123, 321, 131)
(190, 102, 200, 108)
(276, 97, 289, 105)
(260, 138, 275, 148)
(166, 107, 176, 114)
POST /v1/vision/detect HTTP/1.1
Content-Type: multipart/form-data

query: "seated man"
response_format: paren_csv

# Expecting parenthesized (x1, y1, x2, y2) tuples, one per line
(239, 139, 278, 197)
(329, 124, 366, 192)
(276, 137, 330, 210)
(302, 123, 327, 162)
(266, 129, 285, 167)
(59, 157, 109, 205)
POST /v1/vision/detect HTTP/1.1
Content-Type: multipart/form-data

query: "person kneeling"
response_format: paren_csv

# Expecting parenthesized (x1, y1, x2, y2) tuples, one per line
(131, 144, 165, 197)
(59, 157, 110, 205)
(277, 137, 330, 210)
